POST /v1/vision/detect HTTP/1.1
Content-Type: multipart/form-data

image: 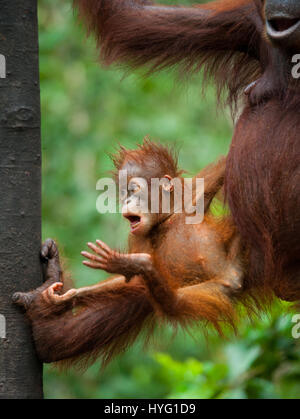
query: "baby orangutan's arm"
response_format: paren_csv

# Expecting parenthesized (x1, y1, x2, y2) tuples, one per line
(81, 239, 243, 325)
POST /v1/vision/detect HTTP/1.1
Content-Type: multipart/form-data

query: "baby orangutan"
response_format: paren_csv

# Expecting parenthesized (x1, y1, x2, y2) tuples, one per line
(13, 141, 246, 367)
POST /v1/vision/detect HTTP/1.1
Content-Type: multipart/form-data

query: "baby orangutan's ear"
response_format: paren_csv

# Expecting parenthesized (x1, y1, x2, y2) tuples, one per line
(162, 175, 174, 193)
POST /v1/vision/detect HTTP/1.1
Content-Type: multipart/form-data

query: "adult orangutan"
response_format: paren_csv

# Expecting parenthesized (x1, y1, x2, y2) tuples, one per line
(72, 0, 300, 301)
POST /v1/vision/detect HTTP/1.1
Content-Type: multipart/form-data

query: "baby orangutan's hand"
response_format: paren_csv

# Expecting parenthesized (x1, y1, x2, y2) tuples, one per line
(81, 240, 152, 282)
(81, 240, 121, 273)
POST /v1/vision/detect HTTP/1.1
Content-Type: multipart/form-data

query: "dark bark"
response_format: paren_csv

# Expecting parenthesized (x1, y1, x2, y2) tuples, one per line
(0, 0, 43, 399)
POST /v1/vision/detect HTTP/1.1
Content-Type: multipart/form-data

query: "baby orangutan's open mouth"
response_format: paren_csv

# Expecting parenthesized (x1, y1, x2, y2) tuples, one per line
(123, 214, 142, 232)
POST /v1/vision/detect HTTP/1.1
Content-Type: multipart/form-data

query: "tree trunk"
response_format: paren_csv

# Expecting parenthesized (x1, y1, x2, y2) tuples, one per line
(0, 0, 43, 399)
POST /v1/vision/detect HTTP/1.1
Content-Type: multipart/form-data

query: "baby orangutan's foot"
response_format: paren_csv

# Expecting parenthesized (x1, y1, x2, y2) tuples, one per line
(13, 238, 64, 310)
(42, 282, 77, 305)
(12, 290, 37, 310)
(41, 238, 62, 284)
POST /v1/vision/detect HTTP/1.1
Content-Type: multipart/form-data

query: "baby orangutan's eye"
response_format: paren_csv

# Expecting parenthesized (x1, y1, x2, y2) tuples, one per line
(130, 183, 141, 194)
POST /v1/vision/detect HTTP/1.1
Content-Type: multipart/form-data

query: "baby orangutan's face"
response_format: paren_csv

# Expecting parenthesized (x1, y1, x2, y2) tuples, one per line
(120, 168, 173, 236)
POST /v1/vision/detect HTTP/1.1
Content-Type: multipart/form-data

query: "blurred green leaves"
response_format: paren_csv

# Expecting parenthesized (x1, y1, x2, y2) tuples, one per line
(151, 310, 300, 399)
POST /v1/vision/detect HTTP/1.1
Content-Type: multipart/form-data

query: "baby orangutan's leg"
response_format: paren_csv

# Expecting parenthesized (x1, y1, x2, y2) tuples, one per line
(175, 281, 238, 331)
(43, 238, 150, 305)
(43, 276, 127, 305)
(14, 238, 135, 307)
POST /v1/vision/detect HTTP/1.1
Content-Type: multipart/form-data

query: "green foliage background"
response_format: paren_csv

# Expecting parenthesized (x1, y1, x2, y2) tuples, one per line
(39, 0, 300, 398)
